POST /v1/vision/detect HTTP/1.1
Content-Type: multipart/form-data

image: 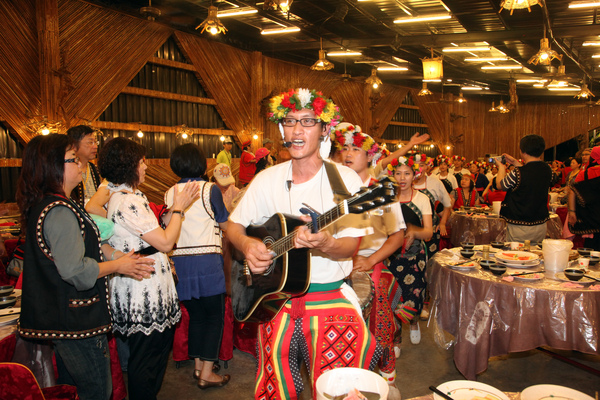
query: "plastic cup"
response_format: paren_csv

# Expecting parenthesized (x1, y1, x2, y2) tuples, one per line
(578, 257, 590, 268)
(492, 201, 502, 215)
(510, 242, 520, 250)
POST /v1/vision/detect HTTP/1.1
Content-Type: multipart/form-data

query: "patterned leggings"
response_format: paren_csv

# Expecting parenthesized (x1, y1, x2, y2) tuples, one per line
(255, 289, 381, 400)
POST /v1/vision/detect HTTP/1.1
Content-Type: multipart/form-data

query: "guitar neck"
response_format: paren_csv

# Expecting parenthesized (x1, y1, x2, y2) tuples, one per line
(269, 199, 348, 258)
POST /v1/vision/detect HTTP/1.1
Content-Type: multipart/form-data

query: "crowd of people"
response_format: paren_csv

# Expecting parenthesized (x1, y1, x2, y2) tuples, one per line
(12, 87, 600, 400)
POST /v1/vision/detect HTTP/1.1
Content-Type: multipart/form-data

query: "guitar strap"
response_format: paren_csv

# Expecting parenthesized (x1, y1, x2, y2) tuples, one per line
(323, 161, 351, 203)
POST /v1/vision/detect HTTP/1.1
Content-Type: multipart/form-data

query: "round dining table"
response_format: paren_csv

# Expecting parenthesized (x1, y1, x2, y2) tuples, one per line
(427, 248, 600, 380)
(447, 211, 562, 246)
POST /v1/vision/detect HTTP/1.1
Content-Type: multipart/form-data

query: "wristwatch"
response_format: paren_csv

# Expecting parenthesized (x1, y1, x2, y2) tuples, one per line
(172, 210, 185, 217)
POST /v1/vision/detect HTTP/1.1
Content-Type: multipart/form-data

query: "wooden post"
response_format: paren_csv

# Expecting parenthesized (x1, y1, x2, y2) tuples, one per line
(36, 0, 60, 123)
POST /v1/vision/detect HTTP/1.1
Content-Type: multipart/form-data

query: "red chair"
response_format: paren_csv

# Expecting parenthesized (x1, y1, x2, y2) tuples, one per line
(0, 362, 79, 400)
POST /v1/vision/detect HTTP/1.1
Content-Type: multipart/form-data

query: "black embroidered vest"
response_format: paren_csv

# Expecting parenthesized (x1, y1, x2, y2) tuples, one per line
(500, 161, 553, 226)
(18, 195, 111, 339)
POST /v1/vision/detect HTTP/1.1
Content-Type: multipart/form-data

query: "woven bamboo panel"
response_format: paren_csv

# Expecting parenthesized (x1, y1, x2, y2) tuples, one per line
(58, 0, 173, 124)
(175, 31, 253, 135)
(0, 0, 40, 143)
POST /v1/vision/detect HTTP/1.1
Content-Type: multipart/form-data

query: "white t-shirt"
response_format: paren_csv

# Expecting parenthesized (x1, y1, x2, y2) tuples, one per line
(414, 175, 452, 208)
(229, 161, 370, 283)
(433, 172, 458, 190)
(405, 190, 433, 219)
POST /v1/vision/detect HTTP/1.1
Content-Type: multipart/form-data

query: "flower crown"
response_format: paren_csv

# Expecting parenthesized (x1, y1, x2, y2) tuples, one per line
(452, 155, 466, 162)
(386, 154, 427, 176)
(267, 88, 342, 128)
(436, 154, 450, 165)
(331, 123, 380, 157)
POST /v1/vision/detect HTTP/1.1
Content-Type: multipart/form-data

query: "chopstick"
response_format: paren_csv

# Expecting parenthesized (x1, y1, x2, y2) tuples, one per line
(509, 270, 545, 277)
(429, 386, 454, 400)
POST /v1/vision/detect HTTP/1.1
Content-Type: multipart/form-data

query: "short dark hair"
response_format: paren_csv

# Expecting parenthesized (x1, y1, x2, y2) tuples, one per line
(98, 137, 146, 187)
(519, 134, 545, 157)
(66, 125, 95, 146)
(16, 134, 75, 228)
(170, 144, 207, 178)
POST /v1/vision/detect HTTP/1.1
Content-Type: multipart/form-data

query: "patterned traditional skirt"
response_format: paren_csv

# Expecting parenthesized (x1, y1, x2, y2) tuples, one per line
(255, 288, 381, 400)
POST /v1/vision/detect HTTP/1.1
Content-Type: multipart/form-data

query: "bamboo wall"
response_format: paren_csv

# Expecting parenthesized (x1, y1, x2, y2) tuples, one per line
(0, 0, 598, 164)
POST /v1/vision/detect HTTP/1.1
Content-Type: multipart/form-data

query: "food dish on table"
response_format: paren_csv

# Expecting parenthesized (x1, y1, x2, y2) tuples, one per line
(555, 272, 599, 285)
(495, 251, 539, 263)
(509, 270, 545, 282)
(433, 381, 509, 400)
(520, 384, 594, 400)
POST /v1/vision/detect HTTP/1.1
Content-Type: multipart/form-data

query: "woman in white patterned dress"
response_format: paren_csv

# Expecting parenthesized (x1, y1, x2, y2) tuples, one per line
(98, 137, 198, 400)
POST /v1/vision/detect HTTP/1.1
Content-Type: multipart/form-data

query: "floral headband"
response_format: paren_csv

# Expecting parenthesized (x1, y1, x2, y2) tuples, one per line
(267, 88, 342, 128)
(452, 155, 466, 162)
(436, 154, 450, 165)
(331, 123, 381, 162)
(386, 154, 427, 177)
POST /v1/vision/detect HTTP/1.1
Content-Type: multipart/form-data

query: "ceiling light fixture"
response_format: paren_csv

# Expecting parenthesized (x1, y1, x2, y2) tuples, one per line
(377, 66, 409, 71)
(365, 68, 382, 89)
(217, 8, 258, 17)
(418, 82, 432, 96)
(583, 42, 600, 46)
(327, 51, 362, 56)
(516, 79, 543, 83)
(260, 26, 300, 35)
(481, 65, 523, 70)
(528, 38, 561, 65)
(461, 86, 483, 90)
(263, 0, 293, 13)
(499, 0, 541, 14)
(568, 1, 600, 8)
(488, 102, 498, 112)
(421, 49, 443, 80)
(575, 83, 594, 99)
(496, 100, 508, 112)
(456, 92, 467, 103)
(442, 46, 491, 52)
(311, 38, 334, 71)
(548, 87, 581, 91)
(464, 57, 510, 62)
(393, 14, 451, 24)
(196, 6, 227, 35)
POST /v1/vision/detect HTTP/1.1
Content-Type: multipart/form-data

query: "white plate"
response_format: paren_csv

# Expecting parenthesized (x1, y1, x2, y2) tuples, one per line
(521, 384, 594, 400)
(434, 381, 509, 400)
(496, 259, 541, 268)
(11, 289, 21, 298)
(509, 270, 545, 282)
(495, 251, 539, 263)
(0, 313, 18, 326)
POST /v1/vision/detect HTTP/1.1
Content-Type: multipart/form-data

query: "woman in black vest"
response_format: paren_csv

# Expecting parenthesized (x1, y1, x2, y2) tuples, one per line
(16, 134, 155, 400)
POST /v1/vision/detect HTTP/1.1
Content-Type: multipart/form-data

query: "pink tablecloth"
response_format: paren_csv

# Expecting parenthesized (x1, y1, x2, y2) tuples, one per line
(428, 250, 600, 380)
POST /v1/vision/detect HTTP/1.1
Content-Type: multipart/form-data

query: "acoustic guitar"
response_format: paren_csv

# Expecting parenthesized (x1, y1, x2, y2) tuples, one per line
(231, 178, 397, 323)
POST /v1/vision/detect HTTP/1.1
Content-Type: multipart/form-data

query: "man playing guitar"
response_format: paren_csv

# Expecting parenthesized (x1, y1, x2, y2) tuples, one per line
(228, 89, 381, 399)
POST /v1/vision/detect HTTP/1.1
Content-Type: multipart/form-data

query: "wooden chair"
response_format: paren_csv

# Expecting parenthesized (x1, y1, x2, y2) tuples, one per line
(0, 362, 79, 400)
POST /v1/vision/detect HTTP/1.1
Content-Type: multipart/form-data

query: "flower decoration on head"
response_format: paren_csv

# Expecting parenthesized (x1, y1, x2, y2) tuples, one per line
(331, 122, 381, 161)
(386, 154, 425, 177)
(436, 154, 450, 165)
(268, 88, 343, 129)
(452, 155, 466, 162)
(379, 146, 390, 159)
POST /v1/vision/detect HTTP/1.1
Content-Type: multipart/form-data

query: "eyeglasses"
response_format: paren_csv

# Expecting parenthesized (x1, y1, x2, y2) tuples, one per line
(82, 139, 99, 146)
(281, 118, 321, 127)
(64, 157, 80, 164)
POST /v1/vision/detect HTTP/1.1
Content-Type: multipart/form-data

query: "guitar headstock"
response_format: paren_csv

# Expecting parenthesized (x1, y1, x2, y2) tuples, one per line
(347, 177, 398, 214)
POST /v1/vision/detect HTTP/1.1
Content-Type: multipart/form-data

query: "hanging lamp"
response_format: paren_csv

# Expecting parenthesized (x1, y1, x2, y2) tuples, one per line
(311, 38, 334, 71)
(418, 82, 432, 96)
(365, 68, 382, 89)
(196, 6, 227, 35)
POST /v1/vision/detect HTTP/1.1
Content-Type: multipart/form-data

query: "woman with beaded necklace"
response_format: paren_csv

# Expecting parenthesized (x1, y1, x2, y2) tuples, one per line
(385, 156, 433, 353)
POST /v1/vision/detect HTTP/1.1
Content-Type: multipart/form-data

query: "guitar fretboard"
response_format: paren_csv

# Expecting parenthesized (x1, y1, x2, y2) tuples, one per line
(268, 200, 348, 258)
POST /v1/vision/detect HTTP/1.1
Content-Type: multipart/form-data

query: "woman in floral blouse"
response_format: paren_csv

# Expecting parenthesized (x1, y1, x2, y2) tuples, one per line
(98, 138, 198, 400)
